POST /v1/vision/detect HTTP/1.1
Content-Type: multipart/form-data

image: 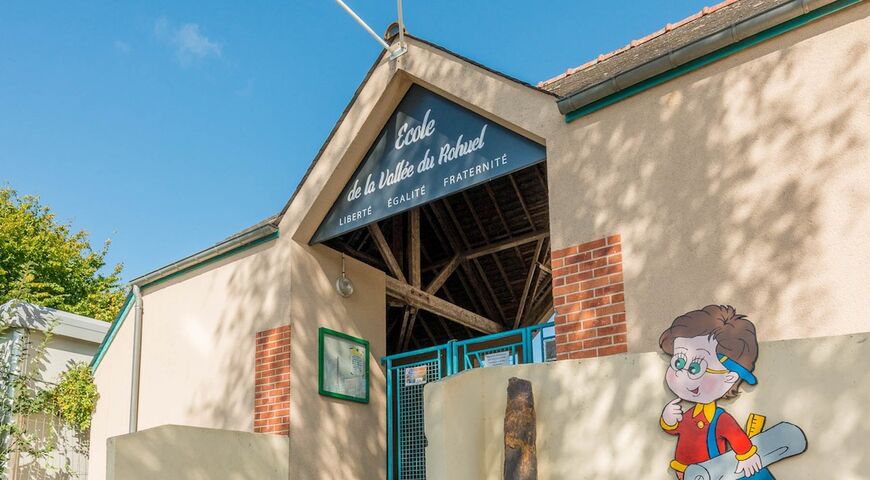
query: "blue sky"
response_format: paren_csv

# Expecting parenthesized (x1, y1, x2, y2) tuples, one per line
(0, 0, 710, 282)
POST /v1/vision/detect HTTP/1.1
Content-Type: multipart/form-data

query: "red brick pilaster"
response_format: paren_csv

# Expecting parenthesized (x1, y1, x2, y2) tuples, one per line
(551, 235, 627, 360)
(254, 325, 291, 435)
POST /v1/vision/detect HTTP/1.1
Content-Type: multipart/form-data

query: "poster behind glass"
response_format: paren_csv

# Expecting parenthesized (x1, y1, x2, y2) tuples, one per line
(319, 328, 369, 403)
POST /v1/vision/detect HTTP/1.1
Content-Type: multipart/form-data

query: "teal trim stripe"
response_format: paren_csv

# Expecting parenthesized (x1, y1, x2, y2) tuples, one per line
(89, 230, 280, 372)
(90, 292, 134, 372)
(140, 230, 279, 290)
(565, 0, 862, 122)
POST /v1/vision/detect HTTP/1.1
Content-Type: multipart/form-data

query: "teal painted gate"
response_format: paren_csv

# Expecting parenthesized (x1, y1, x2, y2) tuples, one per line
(382, 322, 555, 480)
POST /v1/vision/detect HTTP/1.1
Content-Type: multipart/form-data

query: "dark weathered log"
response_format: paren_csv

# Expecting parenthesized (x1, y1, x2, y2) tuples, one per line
(504, 377, 537, 480)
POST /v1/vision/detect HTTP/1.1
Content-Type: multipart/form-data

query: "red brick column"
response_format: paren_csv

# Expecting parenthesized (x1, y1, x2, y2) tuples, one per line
(551, 235, 627, 360)
(254, 325, 291, 435)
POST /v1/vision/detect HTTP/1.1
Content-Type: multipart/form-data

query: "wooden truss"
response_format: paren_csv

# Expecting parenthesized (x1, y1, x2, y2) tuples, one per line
(327, 164, 553, 352)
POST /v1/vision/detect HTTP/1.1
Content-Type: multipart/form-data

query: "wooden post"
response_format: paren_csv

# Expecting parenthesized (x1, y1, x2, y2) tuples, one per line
(409, 208, 421, 288)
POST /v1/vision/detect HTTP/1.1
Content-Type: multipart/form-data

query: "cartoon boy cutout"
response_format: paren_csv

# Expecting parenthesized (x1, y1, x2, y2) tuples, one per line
(659, 305, 773, 479)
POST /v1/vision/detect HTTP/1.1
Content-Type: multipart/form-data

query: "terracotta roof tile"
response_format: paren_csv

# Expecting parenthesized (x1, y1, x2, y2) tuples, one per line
(538, 0, 786, 97)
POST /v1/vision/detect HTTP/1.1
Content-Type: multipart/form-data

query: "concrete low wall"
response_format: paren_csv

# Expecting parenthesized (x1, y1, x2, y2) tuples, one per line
(425, 332, 870, 479)
(106, 425, 288, 480)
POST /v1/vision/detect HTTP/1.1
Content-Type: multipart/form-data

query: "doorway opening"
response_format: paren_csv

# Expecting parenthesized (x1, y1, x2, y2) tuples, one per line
(323, 160, 554, 480)
(323, 161, 553, 355)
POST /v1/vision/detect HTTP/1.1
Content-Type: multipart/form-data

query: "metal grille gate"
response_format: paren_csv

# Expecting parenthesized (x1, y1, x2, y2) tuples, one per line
(382, 322, 554, 480)
(396, 358, 443, 479)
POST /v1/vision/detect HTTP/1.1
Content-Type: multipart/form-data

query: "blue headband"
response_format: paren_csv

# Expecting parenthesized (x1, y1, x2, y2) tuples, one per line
(718, 354, 757, 385)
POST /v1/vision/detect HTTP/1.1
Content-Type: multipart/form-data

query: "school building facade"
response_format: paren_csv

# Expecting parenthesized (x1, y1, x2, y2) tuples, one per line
(88, 0, 870, 478)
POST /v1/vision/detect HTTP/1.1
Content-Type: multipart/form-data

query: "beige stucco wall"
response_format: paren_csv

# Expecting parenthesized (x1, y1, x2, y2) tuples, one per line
(87, 238, 291, 480)
(426, 332, 870, 479)
(135, 239, 290, 433)
(548, 2, 870, 352)
(106, 424, 289, 480)
(89, 307, 135, 480)
(285, 242, 387, 479)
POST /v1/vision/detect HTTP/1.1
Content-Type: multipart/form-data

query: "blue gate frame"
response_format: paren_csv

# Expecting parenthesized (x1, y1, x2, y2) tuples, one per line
(382, 322, 555, 480)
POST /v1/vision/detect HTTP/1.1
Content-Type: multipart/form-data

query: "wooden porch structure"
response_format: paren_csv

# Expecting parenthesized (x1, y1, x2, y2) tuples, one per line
(324, 163, 553, 354)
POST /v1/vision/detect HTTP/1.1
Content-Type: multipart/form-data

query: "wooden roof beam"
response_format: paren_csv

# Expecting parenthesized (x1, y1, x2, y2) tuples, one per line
(422, 228, 549, 272)
(401, 307, 420, 351)
(417, 313, 440, 346)
(385, 276, 504, 334)
(524, 295, 554, 328)
(368, 223, 406, 283)
(460, 191, 517, 304)
(332, 239, 384, 270)
(427, 202, 503, 322)
(465, 230, 550, 260)
(439, 199, 507, 322)
(514, 238, 544, 329)
(426, 255, 461, 294)
(508, 174, 536, 231)
(421, 206, 493, 322)
(396, 306, 412, 351)
(409, 208, 421, 288)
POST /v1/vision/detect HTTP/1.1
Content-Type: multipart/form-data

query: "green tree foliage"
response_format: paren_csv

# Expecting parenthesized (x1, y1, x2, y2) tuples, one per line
(50, 363, 99, 431)
(0, 187, 124, 321)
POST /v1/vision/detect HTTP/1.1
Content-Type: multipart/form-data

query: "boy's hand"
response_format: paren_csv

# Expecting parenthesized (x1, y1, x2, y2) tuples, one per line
(661, 398, 683, 426)
(735, 453, 762, 477)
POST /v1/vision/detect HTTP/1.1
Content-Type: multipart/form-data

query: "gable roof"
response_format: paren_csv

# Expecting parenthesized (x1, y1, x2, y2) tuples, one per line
(276, 34, 553, 221)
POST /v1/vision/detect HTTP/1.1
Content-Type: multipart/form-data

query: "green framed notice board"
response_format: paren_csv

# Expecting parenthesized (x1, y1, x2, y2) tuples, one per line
(318, 327, 370, 403)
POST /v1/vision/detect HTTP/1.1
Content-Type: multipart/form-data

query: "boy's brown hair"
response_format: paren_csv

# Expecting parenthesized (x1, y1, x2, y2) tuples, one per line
(659, 305, 759, 398)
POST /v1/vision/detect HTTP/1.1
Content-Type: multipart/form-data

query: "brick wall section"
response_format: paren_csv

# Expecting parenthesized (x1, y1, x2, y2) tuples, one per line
(552, 235, 627, 360)
(254, 325, 291, 435)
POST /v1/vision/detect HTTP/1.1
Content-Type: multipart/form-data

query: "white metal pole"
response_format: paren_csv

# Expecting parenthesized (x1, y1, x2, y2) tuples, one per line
(334, 0, 391, 50)
(397, 0, 406, 48)
(128, 284, 143, 433)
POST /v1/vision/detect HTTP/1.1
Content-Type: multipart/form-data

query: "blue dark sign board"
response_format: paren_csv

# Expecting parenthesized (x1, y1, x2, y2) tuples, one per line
(311, 85, 545, 244)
